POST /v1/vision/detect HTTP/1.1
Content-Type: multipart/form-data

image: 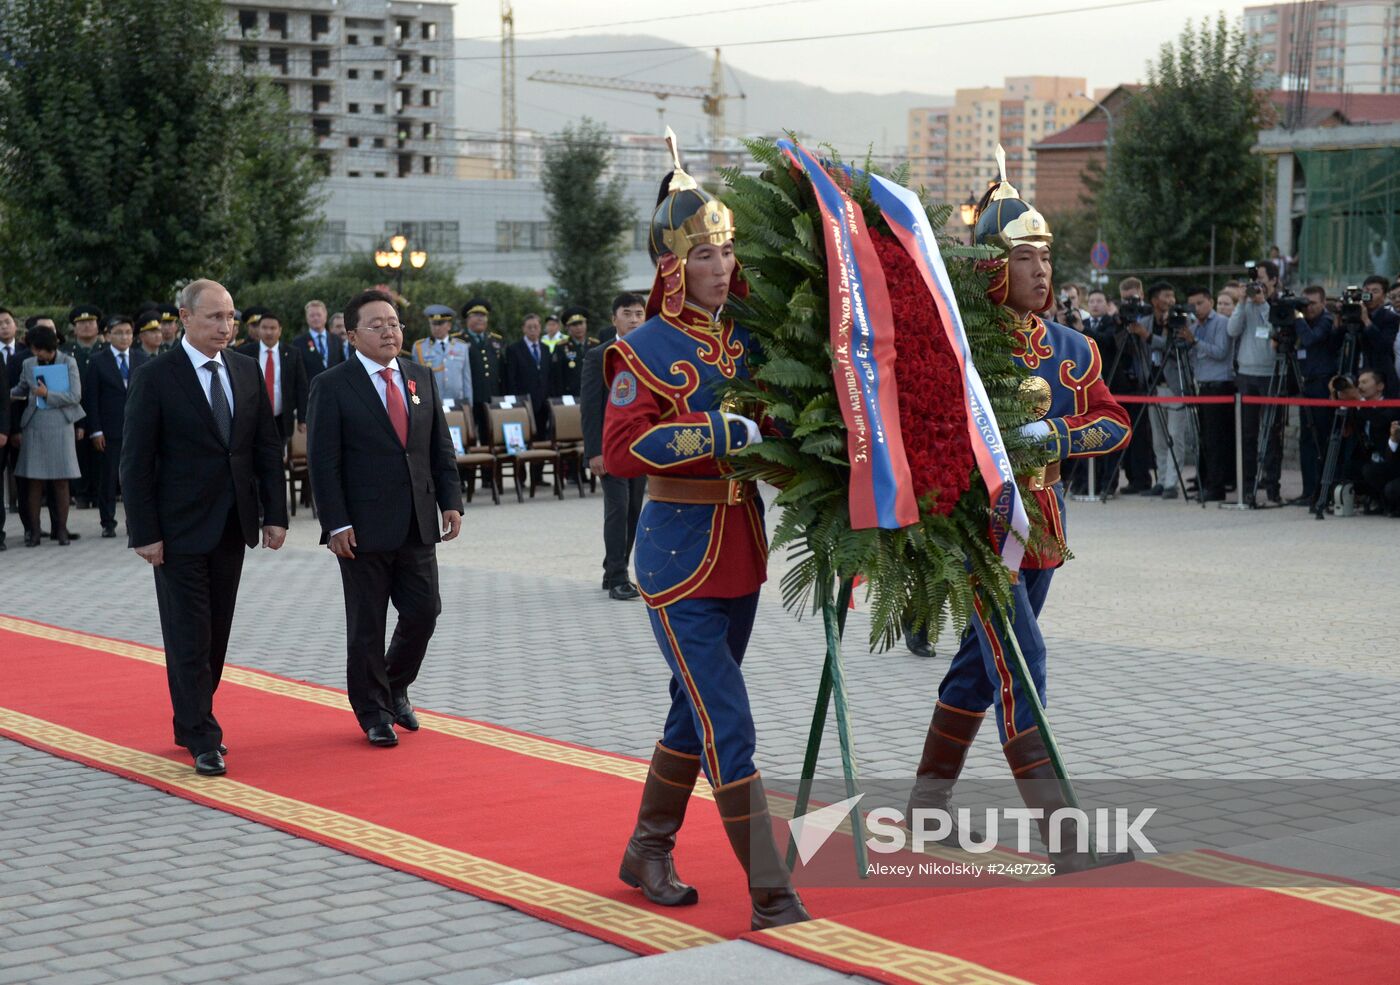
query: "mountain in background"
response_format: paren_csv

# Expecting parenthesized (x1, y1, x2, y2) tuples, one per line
(453, 34, 949, 155)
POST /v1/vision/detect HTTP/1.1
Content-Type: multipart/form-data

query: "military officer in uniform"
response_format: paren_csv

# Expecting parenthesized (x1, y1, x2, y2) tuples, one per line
(461, 297, 504, 442)
(157, 304, 182, 352)
(135, 311, 164, 358)
(907, 149, 1133, 873)
(550, 307, 595, 399)
(410, 305, 473, 406)
(63, 305, 106, 511)
(605, 137, 807, 931)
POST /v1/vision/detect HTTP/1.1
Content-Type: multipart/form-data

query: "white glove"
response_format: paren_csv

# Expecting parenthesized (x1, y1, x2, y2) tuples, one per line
(723, 413, 763, 446)
(1016, 420, 1052, 442)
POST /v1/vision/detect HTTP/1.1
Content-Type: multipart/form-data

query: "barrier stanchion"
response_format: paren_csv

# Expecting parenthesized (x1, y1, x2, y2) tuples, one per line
(1220, 391, 1252, 511)
(1070, 455, 1101, 503)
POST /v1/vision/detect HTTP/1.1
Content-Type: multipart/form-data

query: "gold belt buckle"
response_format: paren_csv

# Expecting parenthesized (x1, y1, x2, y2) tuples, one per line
(726, 479, 746, 506)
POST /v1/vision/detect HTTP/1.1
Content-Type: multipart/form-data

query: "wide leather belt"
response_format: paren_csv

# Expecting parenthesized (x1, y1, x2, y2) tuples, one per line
(647, 476, 753, 506)
(1024, 460, 1062, 492)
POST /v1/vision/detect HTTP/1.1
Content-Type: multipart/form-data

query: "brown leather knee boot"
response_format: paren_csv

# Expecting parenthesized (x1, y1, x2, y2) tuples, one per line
(1003, 727, 1134, 875)
(907, 702, 984, 841)
(619, 742, 700, 906)
(714, 771, 810, 931)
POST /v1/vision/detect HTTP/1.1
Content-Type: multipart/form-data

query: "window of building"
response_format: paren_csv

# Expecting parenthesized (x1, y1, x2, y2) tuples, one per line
(348, 33, 359, 44)
(273, 82, 289, 101)
(268, 11, 287, 39)
(396, 20, 412, 44)
(422, 156, 434, 175)
(375, 171, 388, 178)
(421, 89, 438, 108)
(348, 171, 362, 178)
(312, 49, 330, 77)
(422, 22, 438, 41)
(373, 69, 385, 80)
(495, 221, 551, 253)
(312, 84, 331, 110)
(421, 55, 435, 74)
(312, 118, 331, 137)
(315, 220, 347, 254)
(239, 9, 257, 37)
(397, 55, 411, 79)
(389, 221, 459, 252)
(348, 136, 360, 148)
(374, 103, 385, 114)
(268, 48, 288, 75)
(240, 46, 257, 66)
(311, 14, 330, 41)
(348, 102, 360, 114)
(396, 89, 409, 112)
(313, 154, 331, 177)
(373, 35, 384, 45)
(398, 154, 413, 177)
(422, 122, 435, 139)
(373, 137, 386, 148)
(348, 68, 359, 80)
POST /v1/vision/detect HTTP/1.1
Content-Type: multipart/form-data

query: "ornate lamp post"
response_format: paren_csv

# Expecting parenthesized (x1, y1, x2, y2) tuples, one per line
(959, 194, 978, 246)
(375, 233, 428, 296)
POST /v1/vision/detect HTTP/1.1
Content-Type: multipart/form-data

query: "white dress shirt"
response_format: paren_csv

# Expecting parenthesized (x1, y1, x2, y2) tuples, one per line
(260, 342, 283, 416)
(182, 336, 234, 416)
(355, 350, 408, 412)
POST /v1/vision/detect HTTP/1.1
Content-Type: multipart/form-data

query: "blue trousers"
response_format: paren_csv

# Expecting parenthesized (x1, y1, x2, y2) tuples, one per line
(648, 592, 760, 787)
(937, 567, 1054, 744)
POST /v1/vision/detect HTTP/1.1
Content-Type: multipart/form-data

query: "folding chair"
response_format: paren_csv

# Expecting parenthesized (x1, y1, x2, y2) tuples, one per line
(548, 400, 589, 498)
(444, 409, 499, 505)
(486, 404, 562, 502)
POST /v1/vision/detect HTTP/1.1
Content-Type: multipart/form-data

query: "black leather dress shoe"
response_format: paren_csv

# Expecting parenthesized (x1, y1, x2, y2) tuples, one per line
(218, 744, 228, 755)
(367, 724, 398, 747)
(393, 697, 420, 732)
(609, 582, 640, 601)
(101, 526, 116, 538)
(194, 751, 226, 776)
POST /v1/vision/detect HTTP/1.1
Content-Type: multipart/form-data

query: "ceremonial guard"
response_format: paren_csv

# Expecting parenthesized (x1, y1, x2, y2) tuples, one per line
(410, 305, 474, 405)
(604, 138, 807, 930)
(461, 297, 504, 440)
(157, 304, 182, 352)
(135, 311, 164, 358)
(908, 152, 1132, 872)
(540, 314, 565, 354)
(63, 305, 106, 511)
(549, 307, 595, 399)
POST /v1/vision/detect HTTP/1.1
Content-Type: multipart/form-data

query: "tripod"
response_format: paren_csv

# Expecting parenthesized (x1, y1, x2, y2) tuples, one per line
(1112, 326, 1205, 503)
(1249, 339, 1325, 507)
(1311, 325, 1364, 519)
(1098, 326, 1151, 500)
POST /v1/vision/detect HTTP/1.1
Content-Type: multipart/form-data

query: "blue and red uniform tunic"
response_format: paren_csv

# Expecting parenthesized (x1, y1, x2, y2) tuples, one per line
(940, 316, 1131, 742)
(602, 299, 769, 786)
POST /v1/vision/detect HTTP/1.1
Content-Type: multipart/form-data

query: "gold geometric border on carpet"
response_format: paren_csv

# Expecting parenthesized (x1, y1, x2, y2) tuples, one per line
(759, 920, 1035, 985)
(0, 706, 722, 954)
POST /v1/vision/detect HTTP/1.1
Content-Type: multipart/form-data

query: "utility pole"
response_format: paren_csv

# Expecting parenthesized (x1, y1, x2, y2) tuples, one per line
(501, 1, 517, 179)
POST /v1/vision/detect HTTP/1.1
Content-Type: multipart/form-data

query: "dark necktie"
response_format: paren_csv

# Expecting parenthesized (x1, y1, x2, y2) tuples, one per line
(530, 341, 539, 367)
(118, 351, 128, 382)
(315, 333, 327, 362)
(205, 360, 231, 444)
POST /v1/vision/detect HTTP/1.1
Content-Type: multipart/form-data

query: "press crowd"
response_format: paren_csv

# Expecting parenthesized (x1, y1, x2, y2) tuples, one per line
(1054, 262, 1400, 517)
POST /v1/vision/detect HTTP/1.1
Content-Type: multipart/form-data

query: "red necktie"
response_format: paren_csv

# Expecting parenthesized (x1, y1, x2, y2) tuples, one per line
(264, 349, 276, 410)
(380, 368, 409, 446)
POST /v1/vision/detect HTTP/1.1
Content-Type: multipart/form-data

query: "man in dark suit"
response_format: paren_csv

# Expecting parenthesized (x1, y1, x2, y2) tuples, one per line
(503, 313, 552, 439)
(308, 289, 463, 747)
(236, 311, 309, 441)
(581, 294, 647, 600)
(0, 307, 26, 550)
(83, 315, 149, 537)
(121, 279, 288, 776)
(293, 298, 346, 382)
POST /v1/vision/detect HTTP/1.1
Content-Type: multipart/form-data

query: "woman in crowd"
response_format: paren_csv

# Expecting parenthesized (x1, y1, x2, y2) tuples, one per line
(9, 324, 84, 546)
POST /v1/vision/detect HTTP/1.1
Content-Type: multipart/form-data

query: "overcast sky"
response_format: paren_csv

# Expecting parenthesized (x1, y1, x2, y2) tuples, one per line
(453, 0, 1259, 95)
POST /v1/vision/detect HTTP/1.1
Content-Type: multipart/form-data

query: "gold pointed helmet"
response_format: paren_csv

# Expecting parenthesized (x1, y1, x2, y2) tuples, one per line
(648, 127, 736, 264)
(973, 145, 1053, 256)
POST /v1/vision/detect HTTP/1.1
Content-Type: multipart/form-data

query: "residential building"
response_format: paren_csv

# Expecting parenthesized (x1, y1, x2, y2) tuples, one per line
(222, 0, 455, 178)
(906, 107, 948, 195)
(1245, 1, 1400, 94)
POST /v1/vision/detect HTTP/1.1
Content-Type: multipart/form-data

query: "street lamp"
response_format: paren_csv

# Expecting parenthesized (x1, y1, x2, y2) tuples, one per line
(959, 194, 978, 246)
(374, 233, 428, 295)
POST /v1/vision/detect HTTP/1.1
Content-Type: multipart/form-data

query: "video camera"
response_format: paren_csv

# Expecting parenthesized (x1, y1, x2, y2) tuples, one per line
(1339, 286, 1372, 331)
(1116, 297, 1151, 321)
(1268, 292, 1309, 349)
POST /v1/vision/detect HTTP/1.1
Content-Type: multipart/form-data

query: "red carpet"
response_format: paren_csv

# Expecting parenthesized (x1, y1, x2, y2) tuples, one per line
(1, 614, 1397, 983)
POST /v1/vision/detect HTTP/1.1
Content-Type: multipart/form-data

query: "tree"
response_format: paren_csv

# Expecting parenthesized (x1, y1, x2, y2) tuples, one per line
(0, 0, 322, 308)
(1098, 16, 1266, 269)
(541, 119, 636, 326)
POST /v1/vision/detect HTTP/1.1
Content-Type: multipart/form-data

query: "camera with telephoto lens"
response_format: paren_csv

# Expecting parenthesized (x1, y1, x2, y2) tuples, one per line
(1117, 297, 1151, 321)
(1268, 292, 1309, 349)
(1339, 286, 1371, 332)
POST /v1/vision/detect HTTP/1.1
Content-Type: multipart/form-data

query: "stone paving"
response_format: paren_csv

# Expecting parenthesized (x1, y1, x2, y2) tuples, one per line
(1, 476, 1397, 983)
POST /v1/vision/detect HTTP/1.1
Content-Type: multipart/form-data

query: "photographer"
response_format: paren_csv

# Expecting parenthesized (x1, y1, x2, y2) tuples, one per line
(1294, 286, 1341, 505)
(1359, 275, 1399, 397)
(1184, 287, 1234, 501)
(1227, 261, 1285, 504)
(1098, 277, 1156, 494)
(1139, 281, 1191, 498)
(1055, 283, 1088, 330)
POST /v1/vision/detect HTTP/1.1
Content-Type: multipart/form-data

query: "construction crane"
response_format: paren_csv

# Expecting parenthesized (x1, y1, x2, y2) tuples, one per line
(501, 1, 517, 178)
(529, 48, 744, 147)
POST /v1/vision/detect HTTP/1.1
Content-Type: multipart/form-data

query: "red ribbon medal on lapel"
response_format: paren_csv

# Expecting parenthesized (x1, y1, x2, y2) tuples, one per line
(407, 379, 420, 405)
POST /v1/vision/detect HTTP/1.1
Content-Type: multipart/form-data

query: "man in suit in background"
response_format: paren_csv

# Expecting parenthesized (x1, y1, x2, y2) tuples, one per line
(237, 311, 309, 443)
(0, 307, 26, 550)
(294, 299, 345, 382)
(84, 314, 149, 538)
(582, 293, 647, 600)
(504, 312, 552, 439)
(308, 289, 463, 748)
(121, 279, 288, 776)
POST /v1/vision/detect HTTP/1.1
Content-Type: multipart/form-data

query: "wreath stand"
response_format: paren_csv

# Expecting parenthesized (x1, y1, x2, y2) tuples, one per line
(784, 576, 1095, 877)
